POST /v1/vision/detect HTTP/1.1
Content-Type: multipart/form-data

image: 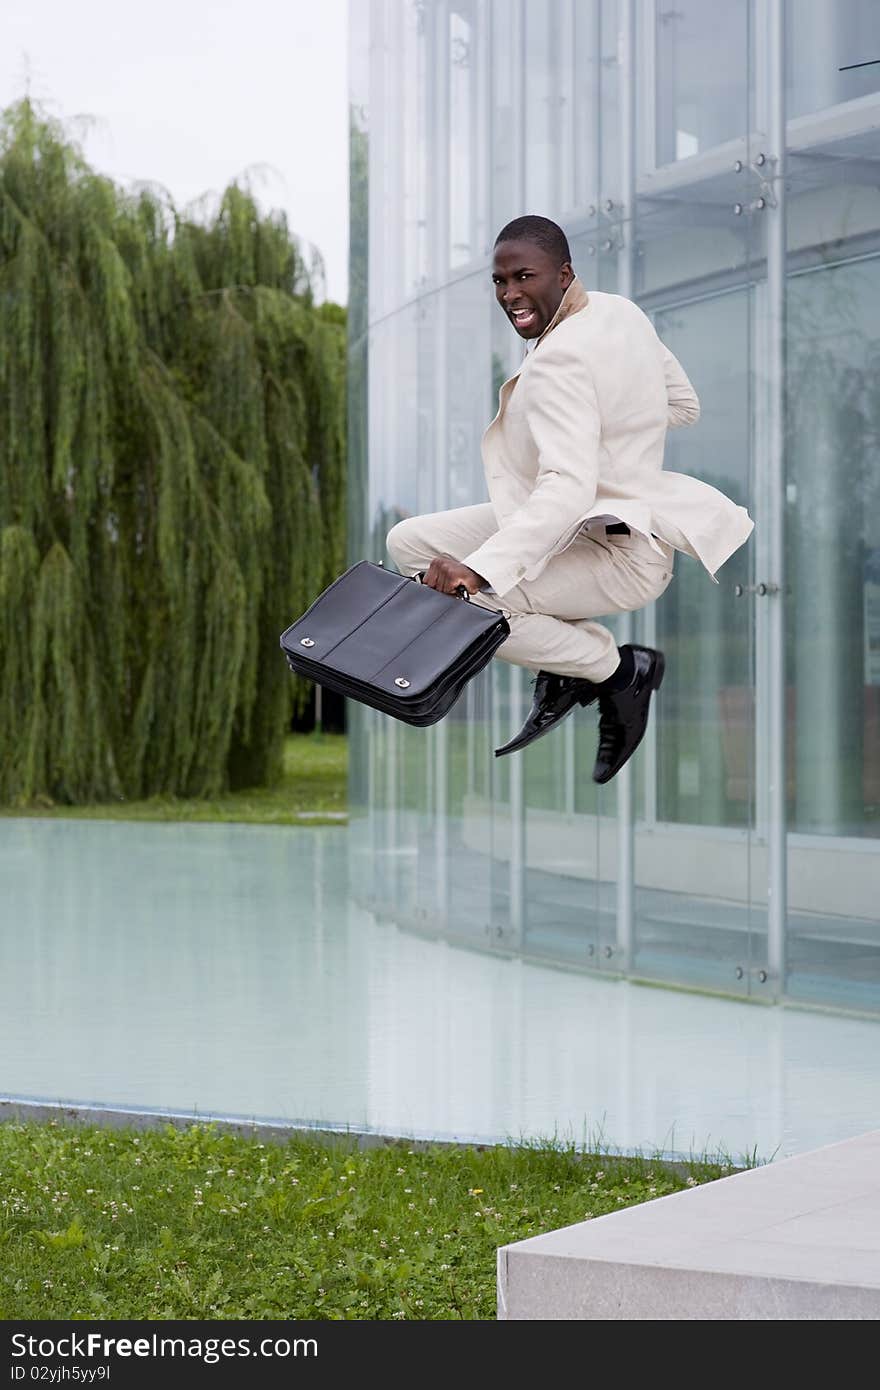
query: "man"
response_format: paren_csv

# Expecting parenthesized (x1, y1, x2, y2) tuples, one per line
(386, 215, 753, 783)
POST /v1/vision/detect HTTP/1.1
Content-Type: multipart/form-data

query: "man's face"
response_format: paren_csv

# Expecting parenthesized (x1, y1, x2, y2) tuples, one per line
(491, 238, 574, 341)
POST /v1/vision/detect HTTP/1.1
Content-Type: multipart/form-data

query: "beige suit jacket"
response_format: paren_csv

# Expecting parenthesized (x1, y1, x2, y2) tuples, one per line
(461, 276, 754, 598)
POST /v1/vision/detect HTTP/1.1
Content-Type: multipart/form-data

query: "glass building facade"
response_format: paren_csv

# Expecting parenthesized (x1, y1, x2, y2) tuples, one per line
(347, 0, 880, 1015)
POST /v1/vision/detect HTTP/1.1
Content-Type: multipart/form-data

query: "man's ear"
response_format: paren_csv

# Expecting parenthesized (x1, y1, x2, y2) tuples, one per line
(560, 263, 574, 289)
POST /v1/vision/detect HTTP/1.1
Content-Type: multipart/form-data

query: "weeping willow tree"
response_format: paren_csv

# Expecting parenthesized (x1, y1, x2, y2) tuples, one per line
(0, 99, 346, 803)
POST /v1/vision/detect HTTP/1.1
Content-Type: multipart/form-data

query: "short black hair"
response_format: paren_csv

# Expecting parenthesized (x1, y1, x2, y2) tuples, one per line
(494, 215, 571, 266)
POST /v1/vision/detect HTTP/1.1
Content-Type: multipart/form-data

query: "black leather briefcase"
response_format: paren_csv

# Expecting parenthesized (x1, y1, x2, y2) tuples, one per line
(279, 560, 510, 726)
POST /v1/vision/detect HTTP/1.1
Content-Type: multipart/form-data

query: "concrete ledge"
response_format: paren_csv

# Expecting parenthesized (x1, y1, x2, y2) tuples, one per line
(498, 1130, 880, 1320)
(0, 1098, 488, 1153)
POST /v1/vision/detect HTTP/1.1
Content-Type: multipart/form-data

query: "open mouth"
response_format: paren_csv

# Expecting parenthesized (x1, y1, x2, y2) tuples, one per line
(510, 307, 538, 330)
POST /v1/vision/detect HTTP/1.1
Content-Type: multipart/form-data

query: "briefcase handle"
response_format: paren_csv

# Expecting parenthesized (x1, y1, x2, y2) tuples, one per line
(413, 570, 470, 601)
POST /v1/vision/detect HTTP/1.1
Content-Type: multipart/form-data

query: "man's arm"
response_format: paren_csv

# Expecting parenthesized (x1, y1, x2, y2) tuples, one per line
(660, 340, 700, 428)
(460, 341, 601, 598)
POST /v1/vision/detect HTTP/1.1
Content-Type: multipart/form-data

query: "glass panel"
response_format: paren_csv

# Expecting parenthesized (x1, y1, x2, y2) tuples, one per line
(523, 0, 563, 213)
(599, 0, 621, 209)
(449, 1, 477, 268)
(573, 0, 601, 213)
(489, 0, 521, 232)
(447, 272, 492, 506)
(786, 0, 880, 118)
(368, 307, 420, 557)
(593, 233, 623, 969)
(634, 171, 756, 300)
(781, 50, 880, 1012)
(522, 685, 602, 969)
(654, 296, 751, 829)
(402, 0, 429, 294)
(443, 272, 498, 946)
(631, 291, 757, 993)
(654, 1, 750, 166)
(347, 0, 371, 833)
(784, 255, 880, 1010)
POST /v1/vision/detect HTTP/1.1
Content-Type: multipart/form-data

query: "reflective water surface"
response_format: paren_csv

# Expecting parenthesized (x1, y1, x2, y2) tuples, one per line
(2, 819, 879, 1163)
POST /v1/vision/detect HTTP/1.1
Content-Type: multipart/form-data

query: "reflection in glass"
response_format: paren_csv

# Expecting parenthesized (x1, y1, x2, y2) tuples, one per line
(449, 2, 476, 267)
(524, 0, 563, 212)
(787, 0, 880, 117)
(654, 2, 749, 165)
(489, 0, 519, 232)
(787, 259, 880, 839)
(402, 0, 429, 292)
(351, 0, 880, 1017)
(653, 295, 751, 828)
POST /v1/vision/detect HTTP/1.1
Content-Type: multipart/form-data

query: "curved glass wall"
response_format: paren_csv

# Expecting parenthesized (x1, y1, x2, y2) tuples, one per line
(348, 0, 880, 1016)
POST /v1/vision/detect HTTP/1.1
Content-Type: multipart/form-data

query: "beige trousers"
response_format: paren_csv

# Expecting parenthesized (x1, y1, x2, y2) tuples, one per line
(386, 503, 674, 683)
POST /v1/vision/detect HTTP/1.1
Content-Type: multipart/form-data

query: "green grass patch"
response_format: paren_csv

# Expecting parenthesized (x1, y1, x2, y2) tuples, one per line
(0, 1119, 735, 1320)
(0, 734, 348, 827)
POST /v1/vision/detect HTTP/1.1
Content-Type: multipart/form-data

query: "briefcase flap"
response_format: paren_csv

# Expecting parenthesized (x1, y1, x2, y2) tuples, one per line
(280, 561, 506, 697)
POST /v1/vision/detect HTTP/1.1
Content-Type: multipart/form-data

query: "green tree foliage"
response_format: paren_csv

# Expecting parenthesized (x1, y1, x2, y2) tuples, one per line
(0, 100, 346, 804)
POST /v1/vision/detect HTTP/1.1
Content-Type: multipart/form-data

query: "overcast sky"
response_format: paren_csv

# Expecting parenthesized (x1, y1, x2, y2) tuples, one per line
(1, 0, 349, 303)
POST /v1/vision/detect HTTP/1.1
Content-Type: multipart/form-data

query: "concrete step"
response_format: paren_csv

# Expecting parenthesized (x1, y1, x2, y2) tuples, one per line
(498, 1130, 880, 1320)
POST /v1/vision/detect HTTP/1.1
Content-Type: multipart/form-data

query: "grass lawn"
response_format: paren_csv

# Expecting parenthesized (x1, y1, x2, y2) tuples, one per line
(0, 733, 348, 827)
(0, 1119, 734, 1320)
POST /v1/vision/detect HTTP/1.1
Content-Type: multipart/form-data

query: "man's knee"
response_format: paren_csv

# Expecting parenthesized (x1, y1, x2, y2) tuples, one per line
(386, 515, 425, 566)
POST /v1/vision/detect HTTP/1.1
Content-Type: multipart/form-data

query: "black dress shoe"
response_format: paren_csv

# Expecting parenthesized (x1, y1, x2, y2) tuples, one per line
(495, 670, 598, 758)
(592, 645, 665, 784)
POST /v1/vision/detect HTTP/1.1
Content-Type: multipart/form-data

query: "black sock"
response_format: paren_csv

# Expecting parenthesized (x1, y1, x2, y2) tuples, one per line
(595, 645, 634, 694)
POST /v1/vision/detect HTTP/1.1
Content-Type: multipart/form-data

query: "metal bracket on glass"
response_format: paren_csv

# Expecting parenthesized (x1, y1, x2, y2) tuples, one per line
(734, 965, 770, 984)
(732, 152, 779, 214)
(733, 582, 780, 597)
